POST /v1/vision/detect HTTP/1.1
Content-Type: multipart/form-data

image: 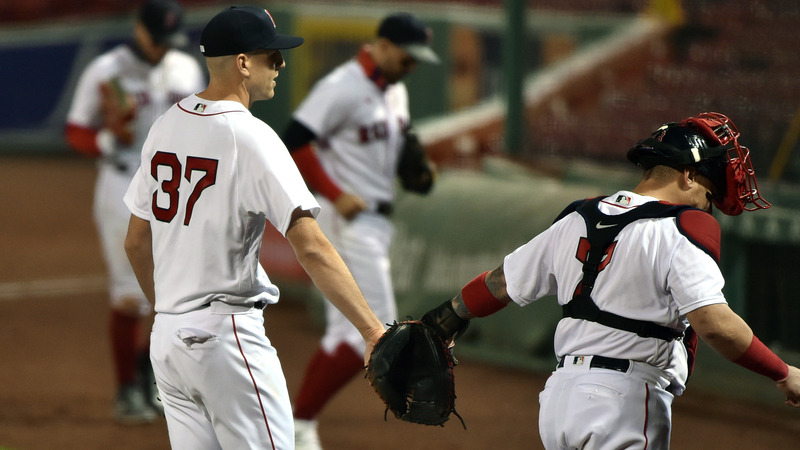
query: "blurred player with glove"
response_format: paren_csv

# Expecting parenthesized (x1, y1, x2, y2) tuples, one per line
(280, 12, 439, 450)
(64, 0, 204, 424)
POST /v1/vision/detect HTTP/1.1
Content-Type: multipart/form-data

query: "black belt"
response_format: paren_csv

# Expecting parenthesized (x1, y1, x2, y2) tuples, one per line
(376, 201, 393, 216)
(200, 300, 267, 310)
(557, 355, 630, 373)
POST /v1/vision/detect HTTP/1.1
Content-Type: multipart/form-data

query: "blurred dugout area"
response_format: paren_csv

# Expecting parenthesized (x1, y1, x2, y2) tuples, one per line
(3, 0, 800, 404)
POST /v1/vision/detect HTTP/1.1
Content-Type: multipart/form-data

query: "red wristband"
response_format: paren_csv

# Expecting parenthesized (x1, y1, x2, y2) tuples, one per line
(733, 336, 789, 382)
(461, 271, 507, 317)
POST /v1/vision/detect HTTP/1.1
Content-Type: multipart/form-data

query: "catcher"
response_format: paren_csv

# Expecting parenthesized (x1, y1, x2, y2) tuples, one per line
(368, 112, 800, 449)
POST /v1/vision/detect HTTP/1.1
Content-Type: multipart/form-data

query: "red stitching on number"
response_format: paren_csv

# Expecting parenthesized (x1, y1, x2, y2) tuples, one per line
(643, 383, 650, 450)
(232, 315, 276, 450)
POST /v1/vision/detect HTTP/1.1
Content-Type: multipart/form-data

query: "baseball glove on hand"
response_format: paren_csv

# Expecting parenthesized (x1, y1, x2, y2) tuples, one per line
(367, 300, 470, 428)
(99, 78, 136, 146)
(397, 130, 436, 194)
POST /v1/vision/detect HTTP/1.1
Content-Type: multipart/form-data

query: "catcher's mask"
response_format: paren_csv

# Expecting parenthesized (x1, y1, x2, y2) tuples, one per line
(627, 112, 770, 216)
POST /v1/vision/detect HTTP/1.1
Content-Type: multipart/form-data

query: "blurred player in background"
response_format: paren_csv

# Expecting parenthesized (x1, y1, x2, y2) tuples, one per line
(281, 12, 438, 450)
(64, 0, 204, 424)
(419, 112, 800, 449)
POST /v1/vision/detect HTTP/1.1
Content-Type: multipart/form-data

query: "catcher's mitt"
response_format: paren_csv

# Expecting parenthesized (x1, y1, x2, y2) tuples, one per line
(99, 78, 136, 146)
(367, 300, 469, 429)
(367, 320, 465, 428)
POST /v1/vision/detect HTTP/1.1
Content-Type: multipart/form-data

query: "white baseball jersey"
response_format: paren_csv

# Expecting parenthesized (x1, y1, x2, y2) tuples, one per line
(67, 44, 204, 176)
(66, 43, 203, 312)
(290, 51, 406, 355)
(504, 190, 727, 394)
(292, 57, 409, 210)
(124, 94, 320, 314)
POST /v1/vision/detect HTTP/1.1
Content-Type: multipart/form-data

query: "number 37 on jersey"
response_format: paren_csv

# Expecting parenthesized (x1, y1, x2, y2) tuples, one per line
(150, 151, 218, 226)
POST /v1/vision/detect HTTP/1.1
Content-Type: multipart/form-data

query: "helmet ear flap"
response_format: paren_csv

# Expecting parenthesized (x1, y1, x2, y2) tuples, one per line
(712, 159, 745, 216)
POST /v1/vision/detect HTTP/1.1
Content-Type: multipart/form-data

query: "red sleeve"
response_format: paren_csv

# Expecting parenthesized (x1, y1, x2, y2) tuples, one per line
(64, 123, 101, 157)
(677, 209, 721, 262)
(290, 144, 343, 202)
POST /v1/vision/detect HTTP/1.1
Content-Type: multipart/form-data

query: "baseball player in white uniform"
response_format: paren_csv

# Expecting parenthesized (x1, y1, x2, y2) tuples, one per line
(123, 6, 384, 449)
(280, 13, 439, 449)
(64, 0, 204, 423)
(419, 112, 800, 450)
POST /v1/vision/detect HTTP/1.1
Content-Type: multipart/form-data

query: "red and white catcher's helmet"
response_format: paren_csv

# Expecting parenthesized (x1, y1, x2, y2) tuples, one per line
(628, 112, 770, 216)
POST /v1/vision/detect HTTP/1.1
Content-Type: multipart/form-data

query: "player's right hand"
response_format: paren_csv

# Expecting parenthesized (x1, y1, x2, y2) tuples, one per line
(361, 326, 386, 368)
(334, 193, 367, 220)
(777, 365, 800, 407)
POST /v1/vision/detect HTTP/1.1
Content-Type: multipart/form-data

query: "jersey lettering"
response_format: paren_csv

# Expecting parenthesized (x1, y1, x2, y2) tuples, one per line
(358, 120, 389, 144)
(398, 117, 408, 132)
(151, 151, 219, 225)
(183, 156, 218, 226)
(134, 92, 151, 108)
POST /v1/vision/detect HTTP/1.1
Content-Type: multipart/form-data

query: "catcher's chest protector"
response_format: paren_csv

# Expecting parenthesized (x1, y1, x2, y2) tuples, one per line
(561, 197, 694, 341)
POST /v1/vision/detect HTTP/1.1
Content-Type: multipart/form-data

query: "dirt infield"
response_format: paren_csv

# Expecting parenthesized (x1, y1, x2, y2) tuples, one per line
(1, 155, 798, 449)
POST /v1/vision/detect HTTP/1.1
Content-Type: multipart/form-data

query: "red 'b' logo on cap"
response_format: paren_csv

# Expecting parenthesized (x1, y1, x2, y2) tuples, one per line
(264, 9, 276, 27)
(654, 125, 668, 142)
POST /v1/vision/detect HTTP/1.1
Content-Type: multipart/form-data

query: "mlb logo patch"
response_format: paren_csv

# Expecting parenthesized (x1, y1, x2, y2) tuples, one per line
(572, 356, 585, 366)
(194, 103, 207, 112)
(615, 194, 631, 206)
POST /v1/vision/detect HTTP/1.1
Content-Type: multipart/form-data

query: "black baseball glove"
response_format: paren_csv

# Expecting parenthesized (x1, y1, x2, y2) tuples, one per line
(397, 129, 436, 194)
(366, 300, 470, 428)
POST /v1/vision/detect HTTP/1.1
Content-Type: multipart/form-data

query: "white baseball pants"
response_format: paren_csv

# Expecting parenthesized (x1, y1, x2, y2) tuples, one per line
(150, 302, 293, 450)
(539, 355, 674, 450)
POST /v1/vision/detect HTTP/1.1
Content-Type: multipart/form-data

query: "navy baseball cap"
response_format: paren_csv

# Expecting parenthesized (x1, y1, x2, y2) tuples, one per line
(378, 13, 440, 64)
(200, 6, 304, 57)
(139, 0, 187, 47)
